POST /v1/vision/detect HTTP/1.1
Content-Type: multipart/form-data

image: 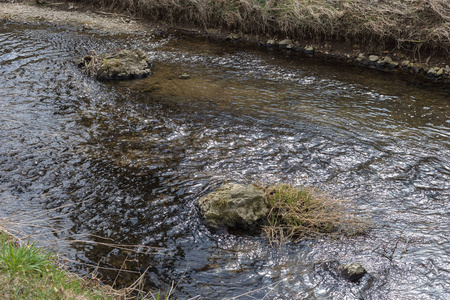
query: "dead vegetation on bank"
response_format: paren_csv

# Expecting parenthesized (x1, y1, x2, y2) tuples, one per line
(76, 0, 450, 55)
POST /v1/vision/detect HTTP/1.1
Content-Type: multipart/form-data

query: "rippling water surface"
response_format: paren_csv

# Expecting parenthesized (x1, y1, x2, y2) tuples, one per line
(1, 21, 449, 299)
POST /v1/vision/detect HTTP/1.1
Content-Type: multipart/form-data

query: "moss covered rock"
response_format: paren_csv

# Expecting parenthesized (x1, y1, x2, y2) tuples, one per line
(339, 262, 367, 282)
(79, 48, 152, 80)
(198, 183, 268, 229)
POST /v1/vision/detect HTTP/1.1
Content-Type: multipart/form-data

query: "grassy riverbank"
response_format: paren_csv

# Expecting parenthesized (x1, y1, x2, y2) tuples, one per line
(0, 231, 115, 299)
(76, 0, 449, 59)
(0, 230, 162, 299)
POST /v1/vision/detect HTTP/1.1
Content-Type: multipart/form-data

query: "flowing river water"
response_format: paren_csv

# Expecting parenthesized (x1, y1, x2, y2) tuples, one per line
(1, 21, 449, 299)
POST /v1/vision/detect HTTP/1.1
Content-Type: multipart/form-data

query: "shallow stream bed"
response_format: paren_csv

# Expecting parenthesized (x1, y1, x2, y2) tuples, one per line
(1, 21, 449, 299)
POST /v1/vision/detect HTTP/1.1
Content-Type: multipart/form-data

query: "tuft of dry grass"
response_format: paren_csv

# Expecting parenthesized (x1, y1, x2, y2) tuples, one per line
(262, 184, 369, 244)
(79, 50, 104, 78)
(75, 0, 450, 55)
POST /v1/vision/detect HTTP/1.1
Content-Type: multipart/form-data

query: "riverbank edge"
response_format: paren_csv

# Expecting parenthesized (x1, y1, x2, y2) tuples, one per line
(0, 228, 129, 299)
(1, 0, 449, 83)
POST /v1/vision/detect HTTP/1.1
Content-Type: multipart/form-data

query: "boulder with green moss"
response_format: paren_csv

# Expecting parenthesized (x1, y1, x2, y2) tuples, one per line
(79, 48, 152, 80)
(198, 183, 268, 229)
(339, 262, 367, 282)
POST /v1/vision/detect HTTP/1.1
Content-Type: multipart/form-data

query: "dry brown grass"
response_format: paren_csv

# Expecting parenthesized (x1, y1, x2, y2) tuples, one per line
(79, 51, 104, 77)
(75, 0, 450, 55)
(262, 184, 369, 244)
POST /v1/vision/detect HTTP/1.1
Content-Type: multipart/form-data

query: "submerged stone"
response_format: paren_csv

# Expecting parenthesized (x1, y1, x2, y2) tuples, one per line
(387, 61, 399, 69)
(198, 183, 268, 229)
(411, 63, 425, 74)
(375, 59, 385, 69)
(79, 48, 152, 80)
(356, 54, 370, 66)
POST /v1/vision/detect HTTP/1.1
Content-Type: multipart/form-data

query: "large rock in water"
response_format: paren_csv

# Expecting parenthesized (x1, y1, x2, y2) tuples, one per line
(339, 262, 367, 282)
(79, 48, 152, 80)
(198, 183, 268, 229)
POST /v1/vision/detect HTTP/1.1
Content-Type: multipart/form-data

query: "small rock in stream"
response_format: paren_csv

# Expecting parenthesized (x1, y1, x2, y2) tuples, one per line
(266, 39, 277, 47)
(179, 73, 191, 79)
(369, 55, 379, 63)
(278, 39, 293, 49)
(339, 262, 367, 282)
(226, 34, 240, 41)
(427, 67, 444, 77)
(304, 46, 315, 54)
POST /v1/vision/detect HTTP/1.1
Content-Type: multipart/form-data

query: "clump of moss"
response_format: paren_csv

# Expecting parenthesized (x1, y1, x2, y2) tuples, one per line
(262, 184, 368, 244)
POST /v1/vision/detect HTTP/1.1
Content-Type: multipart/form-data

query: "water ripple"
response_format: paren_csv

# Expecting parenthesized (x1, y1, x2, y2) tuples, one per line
(0, 21, 449, 299)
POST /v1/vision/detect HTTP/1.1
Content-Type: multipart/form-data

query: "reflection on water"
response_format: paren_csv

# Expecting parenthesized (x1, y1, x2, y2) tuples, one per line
(0, 21, 449, 299)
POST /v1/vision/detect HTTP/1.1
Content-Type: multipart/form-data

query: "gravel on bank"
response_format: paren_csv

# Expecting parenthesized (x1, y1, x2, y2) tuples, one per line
(0, 0, 149, 34)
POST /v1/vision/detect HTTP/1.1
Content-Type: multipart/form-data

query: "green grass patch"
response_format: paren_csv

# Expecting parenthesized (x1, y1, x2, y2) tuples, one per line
(0, 232, 125, 299)
(0, 230, 175, 299)
(0, 237, 54, 275)
(263, 184, 369, 244)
